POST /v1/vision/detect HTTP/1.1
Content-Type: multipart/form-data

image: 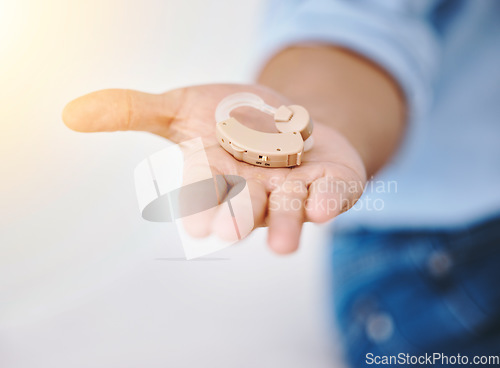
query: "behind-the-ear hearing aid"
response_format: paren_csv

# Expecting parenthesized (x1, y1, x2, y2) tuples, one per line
(215, 93, 314, 168)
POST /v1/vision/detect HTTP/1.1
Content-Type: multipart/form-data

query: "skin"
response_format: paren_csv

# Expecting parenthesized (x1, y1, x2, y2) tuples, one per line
(62, 46, 406, 254)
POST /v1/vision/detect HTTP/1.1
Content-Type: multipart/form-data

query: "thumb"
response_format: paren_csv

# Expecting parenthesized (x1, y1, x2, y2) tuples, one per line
(62, 88, 184, 135)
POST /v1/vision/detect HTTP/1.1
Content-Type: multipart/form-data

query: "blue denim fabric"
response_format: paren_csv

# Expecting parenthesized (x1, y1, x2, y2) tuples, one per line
(330, 215, 500, 367)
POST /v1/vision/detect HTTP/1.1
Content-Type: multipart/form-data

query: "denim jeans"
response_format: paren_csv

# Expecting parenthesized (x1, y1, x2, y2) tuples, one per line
(331, 215, 500, 367)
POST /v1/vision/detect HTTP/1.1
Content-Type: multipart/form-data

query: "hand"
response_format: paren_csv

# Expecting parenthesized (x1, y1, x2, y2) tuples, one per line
(63, 84, 367, 254)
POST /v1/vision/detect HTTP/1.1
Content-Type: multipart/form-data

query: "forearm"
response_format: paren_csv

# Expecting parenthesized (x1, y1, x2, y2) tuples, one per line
(257, 46, 406, 177)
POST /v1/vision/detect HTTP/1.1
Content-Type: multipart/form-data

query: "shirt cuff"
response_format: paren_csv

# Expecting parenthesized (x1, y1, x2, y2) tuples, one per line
(256, 1, 441, 121)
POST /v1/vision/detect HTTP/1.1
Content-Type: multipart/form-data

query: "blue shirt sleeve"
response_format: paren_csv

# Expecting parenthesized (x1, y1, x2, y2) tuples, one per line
(259, 0, 442, 120)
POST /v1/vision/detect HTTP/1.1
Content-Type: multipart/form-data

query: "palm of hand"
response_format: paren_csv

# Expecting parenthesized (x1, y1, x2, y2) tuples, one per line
(63, 84, 366, 253)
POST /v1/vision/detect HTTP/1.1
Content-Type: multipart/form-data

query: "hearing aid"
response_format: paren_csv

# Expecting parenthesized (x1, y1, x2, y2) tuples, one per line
(215, 93, 314, 168)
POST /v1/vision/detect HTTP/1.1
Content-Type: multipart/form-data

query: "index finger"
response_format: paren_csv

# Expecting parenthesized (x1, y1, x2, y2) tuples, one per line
(267, 178, 308, 254)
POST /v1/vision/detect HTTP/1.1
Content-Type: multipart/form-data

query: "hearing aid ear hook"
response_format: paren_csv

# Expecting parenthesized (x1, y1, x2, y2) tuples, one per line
(215, 92, 314, 168)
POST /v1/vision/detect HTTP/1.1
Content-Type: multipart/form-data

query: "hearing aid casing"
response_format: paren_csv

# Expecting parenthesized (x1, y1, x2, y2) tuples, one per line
(215, 93, 313, 168)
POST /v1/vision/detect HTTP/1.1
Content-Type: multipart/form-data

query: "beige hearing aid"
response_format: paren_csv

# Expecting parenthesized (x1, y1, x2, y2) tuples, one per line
(215, 93, 314, 168)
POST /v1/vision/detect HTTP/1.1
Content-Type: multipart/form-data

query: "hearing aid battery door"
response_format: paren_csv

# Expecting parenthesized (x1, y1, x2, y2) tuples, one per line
(216, 117, 304, 168)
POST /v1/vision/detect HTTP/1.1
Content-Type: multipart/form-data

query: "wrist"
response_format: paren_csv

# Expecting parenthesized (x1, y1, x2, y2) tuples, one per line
(257, 45, 406, 177)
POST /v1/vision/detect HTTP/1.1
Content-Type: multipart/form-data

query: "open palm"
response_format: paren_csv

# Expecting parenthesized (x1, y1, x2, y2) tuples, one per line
(63, 84, 366, 254)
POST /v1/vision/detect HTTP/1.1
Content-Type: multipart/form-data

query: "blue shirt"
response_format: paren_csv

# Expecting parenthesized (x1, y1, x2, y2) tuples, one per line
(260, 0, 500, 229)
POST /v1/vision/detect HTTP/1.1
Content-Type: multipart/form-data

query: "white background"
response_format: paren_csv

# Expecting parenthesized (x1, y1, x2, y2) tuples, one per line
(0, 1, 346, 367)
